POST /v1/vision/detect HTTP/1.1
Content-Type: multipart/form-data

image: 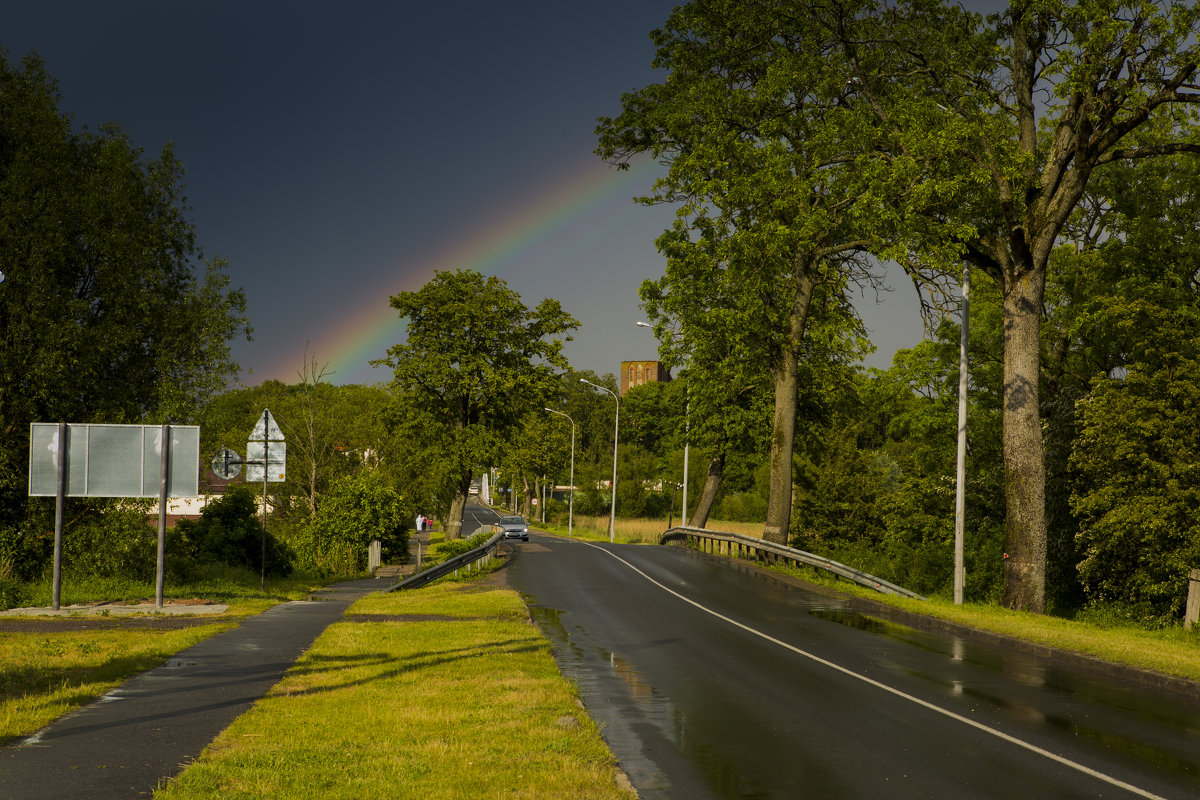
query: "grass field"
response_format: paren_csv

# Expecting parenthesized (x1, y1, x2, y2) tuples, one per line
(152, 583, 635, 800)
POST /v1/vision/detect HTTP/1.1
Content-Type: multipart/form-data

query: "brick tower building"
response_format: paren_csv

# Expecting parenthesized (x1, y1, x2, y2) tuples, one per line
(620, 360, 671, 396)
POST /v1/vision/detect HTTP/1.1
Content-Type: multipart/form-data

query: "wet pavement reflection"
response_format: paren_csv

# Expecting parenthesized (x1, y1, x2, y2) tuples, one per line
(524, 575, 1200, 800)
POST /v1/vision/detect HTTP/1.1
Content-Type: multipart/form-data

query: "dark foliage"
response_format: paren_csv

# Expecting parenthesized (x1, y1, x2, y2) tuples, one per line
(171, 488, 294, 578)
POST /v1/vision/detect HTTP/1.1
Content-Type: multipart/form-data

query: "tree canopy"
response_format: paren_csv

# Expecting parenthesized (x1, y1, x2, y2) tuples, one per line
(378, 269, 578, 537)
(840, 0, 1200, 611)
(597, 0, 895, 544)
(601, 0, 1200, 612)
(0, 53, 250, 574)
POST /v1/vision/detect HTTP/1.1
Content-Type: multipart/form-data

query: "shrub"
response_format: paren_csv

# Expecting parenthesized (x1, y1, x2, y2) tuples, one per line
(0, 557, 29, 610)
(0, 503, 58, 581)
(428, 530, 492, 565)
(296, 472, 408, 576)
(714, 492, 768, 523)
(171, 488, 294, 579)
(1071, 361, 1200, 624)
(62, 501, 157, 581)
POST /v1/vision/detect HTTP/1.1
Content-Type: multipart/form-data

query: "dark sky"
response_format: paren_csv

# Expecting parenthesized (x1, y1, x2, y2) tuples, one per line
(4, 1, 928, 386)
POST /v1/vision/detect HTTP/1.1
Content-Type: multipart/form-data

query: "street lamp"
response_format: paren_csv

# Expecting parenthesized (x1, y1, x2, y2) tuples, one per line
(544, 407, 575, 537)
(954, 265, 970, 605)
(637, 321, 690, 526)
(580, 377, 618, 542)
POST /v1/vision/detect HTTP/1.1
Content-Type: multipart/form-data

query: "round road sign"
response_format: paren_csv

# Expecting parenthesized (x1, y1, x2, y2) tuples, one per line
(211, 448, 243, 480)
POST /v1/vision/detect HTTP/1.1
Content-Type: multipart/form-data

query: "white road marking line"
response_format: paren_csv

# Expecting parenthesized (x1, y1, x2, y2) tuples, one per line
(581, 540, 1169, 800)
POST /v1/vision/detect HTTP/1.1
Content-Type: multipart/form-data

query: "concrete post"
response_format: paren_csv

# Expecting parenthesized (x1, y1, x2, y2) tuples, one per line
(1186, 569, 1200, 630)
(368, 540, 382, 572)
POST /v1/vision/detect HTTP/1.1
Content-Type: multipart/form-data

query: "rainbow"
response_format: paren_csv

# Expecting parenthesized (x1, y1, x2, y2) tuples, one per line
(264, 157, 661, 386)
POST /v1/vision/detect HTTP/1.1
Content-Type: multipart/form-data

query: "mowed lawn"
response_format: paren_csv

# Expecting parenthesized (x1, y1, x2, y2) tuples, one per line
(153, 582, 635, 800)
(0, 623, 236, 745)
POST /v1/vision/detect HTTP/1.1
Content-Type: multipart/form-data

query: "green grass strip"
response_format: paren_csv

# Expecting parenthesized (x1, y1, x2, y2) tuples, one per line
(0, 624, 235, 744)
(0, 573, 333, 744)
(153, 584, 635, 800)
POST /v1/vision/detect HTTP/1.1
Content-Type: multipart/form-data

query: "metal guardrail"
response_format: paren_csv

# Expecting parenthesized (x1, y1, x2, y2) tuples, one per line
(385, 526, 504, 592)
(659, 526, 926, 600)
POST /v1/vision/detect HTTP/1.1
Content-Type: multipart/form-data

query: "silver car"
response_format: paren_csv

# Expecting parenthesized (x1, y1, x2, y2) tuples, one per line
(499, 515, 529, 541)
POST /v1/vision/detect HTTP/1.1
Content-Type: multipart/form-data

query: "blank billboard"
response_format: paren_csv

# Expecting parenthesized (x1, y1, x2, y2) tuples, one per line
(29, 424, 200, 498)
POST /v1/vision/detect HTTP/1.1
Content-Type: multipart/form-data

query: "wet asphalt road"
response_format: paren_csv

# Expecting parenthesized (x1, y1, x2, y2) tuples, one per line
(505, 534, 1200, 800)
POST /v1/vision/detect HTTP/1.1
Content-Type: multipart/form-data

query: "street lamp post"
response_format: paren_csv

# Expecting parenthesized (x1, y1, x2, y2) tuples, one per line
(637, 321, 690, 525)
(544, 407, 575, 537)
(954, 264, 970, 605)
(580, 378, 618, 542)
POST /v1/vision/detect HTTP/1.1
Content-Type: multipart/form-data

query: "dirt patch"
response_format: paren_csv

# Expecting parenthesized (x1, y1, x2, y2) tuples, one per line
(0, 616, 228, 633)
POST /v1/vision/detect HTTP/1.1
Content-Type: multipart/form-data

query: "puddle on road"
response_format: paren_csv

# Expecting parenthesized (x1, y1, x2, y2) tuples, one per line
(529, 592, 1200, 798)
(527, 602, 776, 800)
(806, 604, 1200, 782)
(526, 604, 679, 797)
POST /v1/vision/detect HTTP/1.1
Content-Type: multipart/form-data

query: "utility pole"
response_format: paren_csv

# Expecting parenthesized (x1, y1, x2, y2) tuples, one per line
(954, 265, 970, 605)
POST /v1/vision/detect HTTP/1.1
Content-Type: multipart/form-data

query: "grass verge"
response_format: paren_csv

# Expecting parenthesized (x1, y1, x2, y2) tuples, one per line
(533, 513, 762, 543)
(152, 583, 636, 800)
(0, 624, 233, 745)
(17, 567, 330, 617)
(0, 570, 336, 745)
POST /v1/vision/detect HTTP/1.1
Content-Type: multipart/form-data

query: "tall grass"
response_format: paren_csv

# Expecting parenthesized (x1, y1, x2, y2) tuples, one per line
(545, 514, 763, 543)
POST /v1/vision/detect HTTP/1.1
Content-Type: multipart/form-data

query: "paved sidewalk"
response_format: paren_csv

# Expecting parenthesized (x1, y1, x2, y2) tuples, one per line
(0, 577, 389, 800)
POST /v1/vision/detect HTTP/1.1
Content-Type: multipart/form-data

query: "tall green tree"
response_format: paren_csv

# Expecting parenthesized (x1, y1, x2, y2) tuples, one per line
(640, 233, 781, 529)
(541, 370, 621, 516)
(841, 0, 1200, 611)
(792, 318, 1008, 599)
(500, 410, 569, 520)
(1070, 358, 1200, 625)
(597, 0, 901, 544)
(298, 471, 408, 575)
(379, 269, 578, 538)
(1039, 153, 1200, 618)
(0, 53, 250, 568)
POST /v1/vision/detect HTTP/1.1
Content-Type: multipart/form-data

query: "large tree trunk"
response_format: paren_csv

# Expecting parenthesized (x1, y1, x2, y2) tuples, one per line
(762, 261, 816, 545)
(687, 452, 724, 528)
(1000, 268, 1048, 612)
(447, 465, 476, 540)
(447, 491, 467, 540)
(521, 474, 533, 519)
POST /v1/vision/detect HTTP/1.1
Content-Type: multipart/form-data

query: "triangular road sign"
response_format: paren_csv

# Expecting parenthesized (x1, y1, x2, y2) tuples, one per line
(249, 409, 284, 442)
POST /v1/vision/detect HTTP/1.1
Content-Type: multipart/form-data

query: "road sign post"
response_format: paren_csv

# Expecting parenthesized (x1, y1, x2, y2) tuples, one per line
(53, 422, 65, 610)
(157, 424, 169, 608)
(247, 410, 285, 590)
